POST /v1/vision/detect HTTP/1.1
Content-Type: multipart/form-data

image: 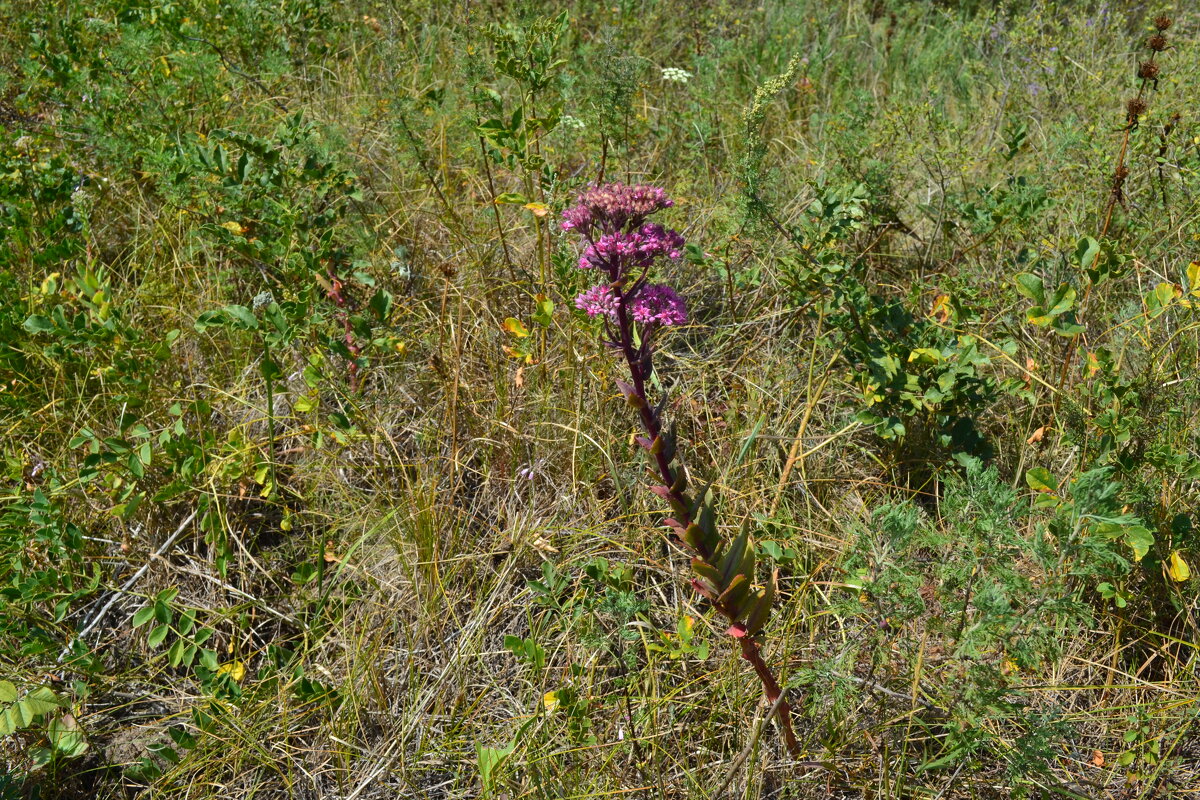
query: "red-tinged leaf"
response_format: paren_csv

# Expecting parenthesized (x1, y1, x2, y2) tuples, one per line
(726, 624, 748, 638)
(663, 518, 685, 535)
(649, 485, 672, 499)
(691, 578, 718, 600)
(636, 436, 653, 450)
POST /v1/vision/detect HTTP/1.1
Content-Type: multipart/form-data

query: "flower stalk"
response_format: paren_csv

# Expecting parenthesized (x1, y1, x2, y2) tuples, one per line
(566, 183, 800, 756)
(1055, 14, 1173, 404)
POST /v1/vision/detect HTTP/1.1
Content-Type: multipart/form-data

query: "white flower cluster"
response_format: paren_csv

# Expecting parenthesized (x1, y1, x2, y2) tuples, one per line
(660, 67, 693, 84)
(558, 114, 586, 130)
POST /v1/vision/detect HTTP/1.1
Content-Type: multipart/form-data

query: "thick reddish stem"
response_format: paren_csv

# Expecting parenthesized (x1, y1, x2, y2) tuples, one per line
(613, 287, 800, 757)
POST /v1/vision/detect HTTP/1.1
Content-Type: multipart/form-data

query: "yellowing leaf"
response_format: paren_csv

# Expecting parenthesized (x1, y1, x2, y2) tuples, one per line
(502, 317, 530, 338)
(930, 294, 951, 323)
(220, 221, 246, 236)
(542, 691, 561, 713)
(1125, 526, 1154, 562)
(1167, 551, 1191, 582)
(524, 202, 550, 217)
(1154, 282, 1180, 306)
(216, 661, 246, 682)
(908, 347, 943, 364)
(1025, 467, 1058, 493)
(501, 345, 533, 365)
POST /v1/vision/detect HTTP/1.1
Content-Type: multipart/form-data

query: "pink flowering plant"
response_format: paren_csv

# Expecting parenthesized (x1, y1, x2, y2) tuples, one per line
(565, 183, 800, 755)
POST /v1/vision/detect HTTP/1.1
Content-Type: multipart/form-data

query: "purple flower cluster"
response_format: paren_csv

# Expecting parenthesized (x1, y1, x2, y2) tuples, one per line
(565, 183, 688, 330)
(577, 224, 686, 274)
(561, 182, 674, 236)
(575, 284, 619, 318)
(630, 284, 688, 327)
(576, 282, 686, 327)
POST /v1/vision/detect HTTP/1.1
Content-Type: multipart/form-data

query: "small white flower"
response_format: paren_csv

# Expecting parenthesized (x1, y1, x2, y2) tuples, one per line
(660, 67, 693, 84)
(558, 114, 586, 131)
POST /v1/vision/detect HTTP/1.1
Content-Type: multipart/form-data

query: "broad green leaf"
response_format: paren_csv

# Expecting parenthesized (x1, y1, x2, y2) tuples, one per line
(22, 687, 63, 716)
(1046, 284, 1077, 317)
(23, 315, 55, 334)
(1074, 237, 1101, 270)
(167, 638, 185, 668)
(494, 192, 529, 205)
(223, 305, 259, 330)
(147, 624, 170, 648)
(369, 289, 394, 322)
(6, 704, 28, 732)
(1025, 467, 1057, 493)
(193, 310, 226, 332)
(1125, 526, 1154, 562)
(1052, 319, 1085, 337)
(477, 740, 516, 793)
(1013, 273, 1045, 304)
(531, 294, 554, 327)
(0, 681, 16, 703)
(908, 347, 942, 364)
(132, 605, 155, 628)
(48, 715, 88, 756)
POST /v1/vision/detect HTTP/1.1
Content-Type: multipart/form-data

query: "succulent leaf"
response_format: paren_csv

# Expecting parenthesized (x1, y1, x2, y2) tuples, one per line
(743, 570, 778, 635)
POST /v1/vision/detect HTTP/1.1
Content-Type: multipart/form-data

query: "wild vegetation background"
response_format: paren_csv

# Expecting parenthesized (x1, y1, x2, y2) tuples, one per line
(1, 0, 1198, 797)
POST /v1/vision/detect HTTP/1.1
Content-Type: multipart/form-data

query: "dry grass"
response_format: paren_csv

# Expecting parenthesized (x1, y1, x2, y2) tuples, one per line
(2, 1, 1199, 798)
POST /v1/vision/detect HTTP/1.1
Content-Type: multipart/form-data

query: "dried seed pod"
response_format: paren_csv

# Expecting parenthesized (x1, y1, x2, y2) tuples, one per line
(1108, 165, 1128, 190)
(1138, 61, 1161, 81)
(1148, 33, 1168, 52)
(1126, 97, 1149, 122)
(1154, 16, 1173, 31)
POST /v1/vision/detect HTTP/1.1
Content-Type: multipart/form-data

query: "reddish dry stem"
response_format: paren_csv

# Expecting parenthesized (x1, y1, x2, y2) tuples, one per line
(614, 294, 801, 757)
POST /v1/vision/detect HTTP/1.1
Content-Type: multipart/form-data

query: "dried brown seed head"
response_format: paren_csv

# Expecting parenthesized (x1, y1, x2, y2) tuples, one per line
(1148, 33, 1168, 52)
(1126, 97, 1149, 120)
(1154, 16, 1173, 31)
(1138, 61, 1161, 80)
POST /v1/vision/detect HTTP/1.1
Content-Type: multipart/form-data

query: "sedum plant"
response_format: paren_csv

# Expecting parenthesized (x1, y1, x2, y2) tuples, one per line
(564, 183, 799, 755)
